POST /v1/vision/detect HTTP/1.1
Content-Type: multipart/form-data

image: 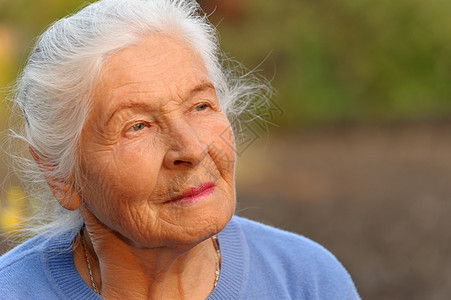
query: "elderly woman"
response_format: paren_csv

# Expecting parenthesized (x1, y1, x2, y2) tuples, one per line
(0, 0, 360, 299)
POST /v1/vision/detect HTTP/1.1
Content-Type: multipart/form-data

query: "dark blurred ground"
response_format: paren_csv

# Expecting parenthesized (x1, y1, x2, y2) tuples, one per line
(234, 124, 451, 300)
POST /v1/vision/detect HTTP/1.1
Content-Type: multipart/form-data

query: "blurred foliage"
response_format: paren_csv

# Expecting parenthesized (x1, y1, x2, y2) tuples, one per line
(214, 0, 451, 126)
(0, 186, 26, 233)
(0, 0, 86, 123)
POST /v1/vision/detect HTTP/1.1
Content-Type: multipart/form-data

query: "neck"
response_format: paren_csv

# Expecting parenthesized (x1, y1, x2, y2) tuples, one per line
(73, 211, 219, 299)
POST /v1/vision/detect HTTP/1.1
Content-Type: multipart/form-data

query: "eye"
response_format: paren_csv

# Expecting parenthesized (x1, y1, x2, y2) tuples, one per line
(194, 103, 209, 111)
(130, 122, 146, 132)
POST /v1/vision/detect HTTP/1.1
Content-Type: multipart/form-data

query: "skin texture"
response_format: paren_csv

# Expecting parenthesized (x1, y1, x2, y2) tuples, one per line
(45, 34, 236, 299)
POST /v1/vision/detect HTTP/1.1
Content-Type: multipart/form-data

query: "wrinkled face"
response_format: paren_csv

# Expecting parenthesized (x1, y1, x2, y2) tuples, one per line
(78, 34, 236, 248)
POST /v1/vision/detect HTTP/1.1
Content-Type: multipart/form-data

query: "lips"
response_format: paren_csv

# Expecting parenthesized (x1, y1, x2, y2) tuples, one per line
(168, 182, 215, 205)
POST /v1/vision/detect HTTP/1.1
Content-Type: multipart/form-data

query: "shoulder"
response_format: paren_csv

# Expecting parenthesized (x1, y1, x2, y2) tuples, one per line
(231, 215, 335, 258)
(0, 232, 69, 299)
(0, 233, 47, 271)
(228, 216, 360, 299)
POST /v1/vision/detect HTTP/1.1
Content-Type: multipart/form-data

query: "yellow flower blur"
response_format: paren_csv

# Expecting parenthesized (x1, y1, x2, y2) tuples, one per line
(0, 187, 27, 233)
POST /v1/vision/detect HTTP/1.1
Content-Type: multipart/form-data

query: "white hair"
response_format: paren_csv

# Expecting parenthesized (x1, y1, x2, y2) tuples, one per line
(8, 0, 271, 238)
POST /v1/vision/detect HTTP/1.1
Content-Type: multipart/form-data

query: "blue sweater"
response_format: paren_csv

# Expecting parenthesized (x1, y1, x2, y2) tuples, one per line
(0, 216, 360, 299)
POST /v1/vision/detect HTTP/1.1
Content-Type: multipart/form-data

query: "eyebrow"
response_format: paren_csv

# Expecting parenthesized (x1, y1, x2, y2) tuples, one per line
(104, 82, 216, 127)
(104, 103, 150, 127)
(188, 82, 215, 97)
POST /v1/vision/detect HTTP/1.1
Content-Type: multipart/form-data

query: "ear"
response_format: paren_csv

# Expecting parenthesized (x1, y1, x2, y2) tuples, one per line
(29, 147, 81, 211)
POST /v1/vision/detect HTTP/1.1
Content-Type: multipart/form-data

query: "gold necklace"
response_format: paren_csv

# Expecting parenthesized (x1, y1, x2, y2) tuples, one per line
(80, 227, 221, 294)
(80, 226, 100, 294)
(212, 234, 221, 287)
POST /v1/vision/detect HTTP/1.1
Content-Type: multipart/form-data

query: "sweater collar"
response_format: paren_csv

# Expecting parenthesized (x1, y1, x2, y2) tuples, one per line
(44, 229, 101, 299)
(207, 216, 249, 299)
(43, 216, 247, 299)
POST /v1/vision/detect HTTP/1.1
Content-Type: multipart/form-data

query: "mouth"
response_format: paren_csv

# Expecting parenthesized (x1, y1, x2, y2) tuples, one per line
(167, 182, 215, 205)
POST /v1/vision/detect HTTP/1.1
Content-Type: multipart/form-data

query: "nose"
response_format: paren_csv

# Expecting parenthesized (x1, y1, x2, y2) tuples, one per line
(163, 120, 207, 169)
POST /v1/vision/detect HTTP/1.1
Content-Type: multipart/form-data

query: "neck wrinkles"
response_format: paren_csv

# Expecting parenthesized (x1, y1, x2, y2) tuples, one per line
(74, 213, 219, 299)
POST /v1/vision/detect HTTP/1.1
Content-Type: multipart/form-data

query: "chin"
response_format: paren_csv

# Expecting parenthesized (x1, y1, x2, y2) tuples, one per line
(177, 201, 234, 244)
(180, 200, 234, 244)
(127, 195, 235, 249)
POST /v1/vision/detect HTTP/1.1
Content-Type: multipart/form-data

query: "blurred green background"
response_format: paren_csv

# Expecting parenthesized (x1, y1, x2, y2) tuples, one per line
(209, 0, 451, 126)
(2, 0, 451, 299)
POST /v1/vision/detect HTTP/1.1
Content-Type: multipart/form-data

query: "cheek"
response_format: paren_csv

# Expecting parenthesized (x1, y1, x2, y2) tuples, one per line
(111, 141, 164, 199)
(215, 129, 235, 170)
(80, 139, 163, 205)
(204, 120, 236, 179)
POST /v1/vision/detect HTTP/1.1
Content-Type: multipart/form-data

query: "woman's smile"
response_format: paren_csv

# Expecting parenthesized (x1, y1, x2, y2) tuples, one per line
(166, 182, 216, 205)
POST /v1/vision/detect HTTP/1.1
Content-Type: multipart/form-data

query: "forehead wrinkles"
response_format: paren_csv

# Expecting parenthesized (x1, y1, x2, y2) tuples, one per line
(101, 39, 208, 93)
(102, 35, 205, 85)
(105, 67, 210, 114)
(100, 54, 170, 94)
